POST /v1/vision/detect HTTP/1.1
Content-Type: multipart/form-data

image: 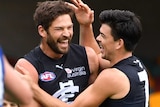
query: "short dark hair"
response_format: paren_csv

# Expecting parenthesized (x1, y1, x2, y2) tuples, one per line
(99, 9, 142, 51)
(33, 0, 74, 31)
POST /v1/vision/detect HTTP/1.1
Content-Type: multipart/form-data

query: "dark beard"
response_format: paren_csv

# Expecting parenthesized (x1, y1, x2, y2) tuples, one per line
(47, 33, 71, 54)
(47, 39, 63, 54)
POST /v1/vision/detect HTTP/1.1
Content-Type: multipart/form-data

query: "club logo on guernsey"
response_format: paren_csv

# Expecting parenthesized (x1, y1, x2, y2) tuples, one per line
(40, 71, 56, 82)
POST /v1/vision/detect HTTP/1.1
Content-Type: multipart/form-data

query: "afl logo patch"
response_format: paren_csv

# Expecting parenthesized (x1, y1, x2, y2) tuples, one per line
(39, 71, 56, 82)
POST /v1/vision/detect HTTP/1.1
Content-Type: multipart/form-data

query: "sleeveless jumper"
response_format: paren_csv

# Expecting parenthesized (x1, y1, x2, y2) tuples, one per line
(24, 43, 90, 103)
(100, 56, 149, 107)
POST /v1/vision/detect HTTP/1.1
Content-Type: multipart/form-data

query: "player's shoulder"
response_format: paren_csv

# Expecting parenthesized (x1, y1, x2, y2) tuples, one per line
(15, 58, 36, 73)
(98, 68, 128, 82)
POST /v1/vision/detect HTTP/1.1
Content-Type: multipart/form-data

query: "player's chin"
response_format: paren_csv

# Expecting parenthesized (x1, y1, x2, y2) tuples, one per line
(59, 47, 69, 54)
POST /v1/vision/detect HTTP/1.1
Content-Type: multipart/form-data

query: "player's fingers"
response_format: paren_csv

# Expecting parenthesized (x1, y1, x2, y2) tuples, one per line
(70, 0, 81, 4)
(65, 2, 78, 11)
(70, 0, 85, 8)
(79, 2, 91, 14)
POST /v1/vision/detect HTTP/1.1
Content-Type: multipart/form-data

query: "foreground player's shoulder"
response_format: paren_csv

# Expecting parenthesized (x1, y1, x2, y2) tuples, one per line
(15, 58, 33, 69)
(15, 58, 39, 83)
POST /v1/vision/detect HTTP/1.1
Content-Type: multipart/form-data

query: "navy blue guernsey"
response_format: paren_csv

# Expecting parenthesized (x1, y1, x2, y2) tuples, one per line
(100, 56, 149, 107)
(24, 43, 90, 103)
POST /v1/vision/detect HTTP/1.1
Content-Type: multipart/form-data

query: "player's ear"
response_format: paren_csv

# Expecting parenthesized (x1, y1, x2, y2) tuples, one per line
(38, 25, 47, 38)
(116, 38, 124, 49)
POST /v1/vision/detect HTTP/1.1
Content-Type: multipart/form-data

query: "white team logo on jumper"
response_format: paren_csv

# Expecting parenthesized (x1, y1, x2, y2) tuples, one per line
(53, 80, 79, 103)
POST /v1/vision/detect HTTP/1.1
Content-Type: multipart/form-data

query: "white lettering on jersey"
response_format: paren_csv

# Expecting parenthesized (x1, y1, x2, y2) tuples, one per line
(134, 59, 149, 107)
(53, 80, 79, 103)
(65, 66, 87, 78)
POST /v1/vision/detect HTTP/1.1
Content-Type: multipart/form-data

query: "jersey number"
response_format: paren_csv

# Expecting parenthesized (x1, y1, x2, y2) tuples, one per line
(137, 63, 149, 107)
